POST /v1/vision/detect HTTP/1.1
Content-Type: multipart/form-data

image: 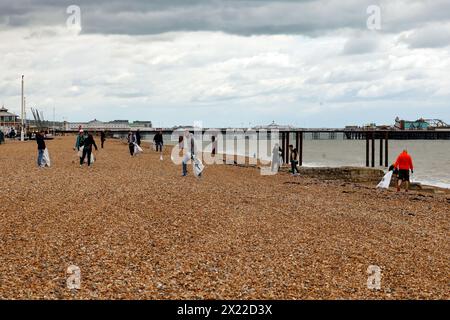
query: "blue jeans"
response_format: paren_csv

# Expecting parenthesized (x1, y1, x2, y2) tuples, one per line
(37, 149, 44, 166)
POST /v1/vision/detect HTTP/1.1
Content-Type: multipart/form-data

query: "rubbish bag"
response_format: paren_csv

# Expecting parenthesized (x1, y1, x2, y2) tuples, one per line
(79, 146, 95, 164)
(192, 155, 204, 177)
(134, 143, 143, 155)
(42, 148, 51, 167)
(77, 146, 84, 158)
(271, 144, 281, 172)
(377, 171, 393, 189)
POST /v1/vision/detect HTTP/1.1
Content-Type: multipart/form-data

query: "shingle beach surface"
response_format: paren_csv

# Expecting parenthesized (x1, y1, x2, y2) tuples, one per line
(0, 137, 448, 299)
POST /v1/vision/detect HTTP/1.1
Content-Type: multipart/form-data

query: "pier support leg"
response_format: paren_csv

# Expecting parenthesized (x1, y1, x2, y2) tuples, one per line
(299, 132, 303, 167)
(379, 136, 383, 167)
(281, 132, 285, 164)
(384, 132, 389, 167)
(371, 132, 375, 168)
(285, 132, 290, 165)
(366, 133, 369, 167)
(295, 131, 303, 167)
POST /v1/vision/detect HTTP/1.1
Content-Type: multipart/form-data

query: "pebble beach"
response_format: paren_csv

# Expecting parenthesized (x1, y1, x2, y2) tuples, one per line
(0, 136, 448, 299)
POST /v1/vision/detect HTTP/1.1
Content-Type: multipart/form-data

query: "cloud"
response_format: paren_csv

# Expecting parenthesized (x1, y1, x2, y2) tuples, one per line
(342, 32, 381, 55)
(399, 23, 450, 48)
(0, 0, 448, 37)
(0, 1, 449, 127)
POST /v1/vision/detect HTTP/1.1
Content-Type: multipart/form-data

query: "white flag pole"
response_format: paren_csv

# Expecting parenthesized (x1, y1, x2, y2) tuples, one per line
(20, 75, 25, 141)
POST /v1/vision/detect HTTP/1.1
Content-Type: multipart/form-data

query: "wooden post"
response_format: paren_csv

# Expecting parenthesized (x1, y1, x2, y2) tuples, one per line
(379, 136, 383, 166)
(281, 132, 285, 164)
(371, 131, 375, 168)
(384, 132, 389, 167)
(299, 131, 303, 167)
(285, 131, 290, 164)
(366, 132, 369, 167)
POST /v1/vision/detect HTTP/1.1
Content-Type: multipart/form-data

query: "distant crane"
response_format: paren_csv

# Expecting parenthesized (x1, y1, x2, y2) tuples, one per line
(31, 108, 46, 132)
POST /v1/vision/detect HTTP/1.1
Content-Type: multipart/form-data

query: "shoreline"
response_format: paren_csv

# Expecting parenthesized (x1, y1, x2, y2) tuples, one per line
(141, 138, 450, 190)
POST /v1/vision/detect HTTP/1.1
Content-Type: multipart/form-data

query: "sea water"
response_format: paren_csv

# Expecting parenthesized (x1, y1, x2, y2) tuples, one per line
(142, 133, 450, 189)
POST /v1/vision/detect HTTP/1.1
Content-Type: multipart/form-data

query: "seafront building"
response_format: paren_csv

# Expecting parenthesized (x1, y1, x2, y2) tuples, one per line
(64, 119, 153, 131)
(0, 106, 19, 131)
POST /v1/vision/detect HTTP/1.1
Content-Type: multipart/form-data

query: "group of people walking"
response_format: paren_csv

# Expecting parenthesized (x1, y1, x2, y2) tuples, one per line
(32, 128, 415, 192)
(127, 129, 144, 156)
(74, 129, 99, 167)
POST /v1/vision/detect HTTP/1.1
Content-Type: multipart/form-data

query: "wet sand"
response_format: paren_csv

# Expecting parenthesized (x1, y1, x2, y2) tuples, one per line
(0, 136, 448, 299)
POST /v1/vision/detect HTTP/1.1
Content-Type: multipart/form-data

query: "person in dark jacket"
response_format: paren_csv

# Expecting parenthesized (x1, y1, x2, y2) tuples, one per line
(136, 129, 141, 146)
(289, 144, 299, 176)
(100, 131, 106, 149)
(9, 128, 16, 139)
(74, 129, 87, 163)
(80, 131, 98, 167)
(127, 131, 136, 156)
(153, 130, 164, 152)
(36, 131, 46, 167)
(0, 131, 4, 144)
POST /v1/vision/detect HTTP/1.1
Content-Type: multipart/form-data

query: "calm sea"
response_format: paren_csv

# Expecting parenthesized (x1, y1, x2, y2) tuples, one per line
(140, 133, 450, 189)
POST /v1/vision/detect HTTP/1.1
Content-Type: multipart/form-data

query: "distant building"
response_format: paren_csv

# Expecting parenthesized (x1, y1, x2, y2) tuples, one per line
(395, 117, 430, 130)
(0, 106, 19, 131)
(66, 119, 130, 131)
(253, 121, 295, 131)
(131, 121, 152, 128)
(64, 119, 153, 131)
(393, 117, 450, 130)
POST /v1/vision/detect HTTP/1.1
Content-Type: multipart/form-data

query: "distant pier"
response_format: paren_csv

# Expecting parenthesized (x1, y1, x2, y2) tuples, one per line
(57, 127, 450, 169)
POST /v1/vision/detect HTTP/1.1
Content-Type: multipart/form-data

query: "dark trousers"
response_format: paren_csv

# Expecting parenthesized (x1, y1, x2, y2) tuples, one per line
(291, 160, 299, 174)
(129, 143, 134, 156)
(101, 139, 105, 148)
(156, 142, 163, 152)
(81, 147, 92, 166)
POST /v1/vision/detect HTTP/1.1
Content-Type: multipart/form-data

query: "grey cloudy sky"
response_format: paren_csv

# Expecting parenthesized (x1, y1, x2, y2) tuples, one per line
(0, 0, 449, 127)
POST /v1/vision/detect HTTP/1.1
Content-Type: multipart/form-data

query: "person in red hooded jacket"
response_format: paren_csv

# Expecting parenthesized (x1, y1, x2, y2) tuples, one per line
(394, 149, 414, 192)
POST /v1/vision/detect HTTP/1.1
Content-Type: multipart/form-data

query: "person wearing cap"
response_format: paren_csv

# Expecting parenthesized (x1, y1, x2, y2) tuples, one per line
(74, 129, 86, 150)
(74, 129, 87, 163)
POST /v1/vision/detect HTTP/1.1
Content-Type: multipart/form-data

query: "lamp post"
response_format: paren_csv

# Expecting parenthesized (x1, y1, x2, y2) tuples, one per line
(20, 75, 24, 141)
(24, 96, 26, 138)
